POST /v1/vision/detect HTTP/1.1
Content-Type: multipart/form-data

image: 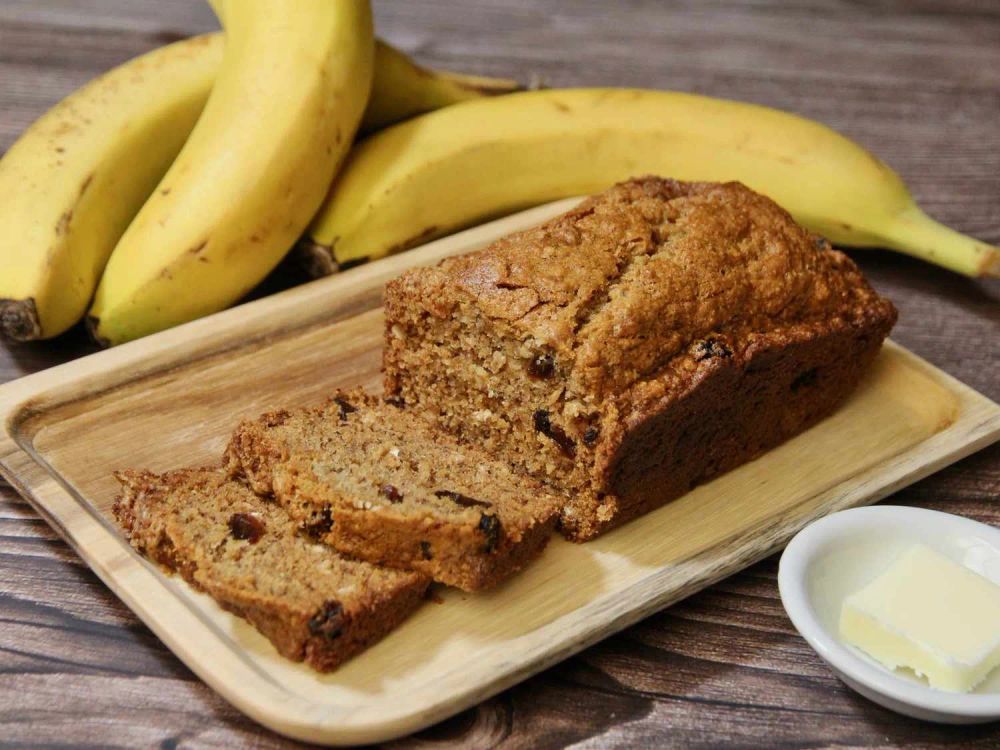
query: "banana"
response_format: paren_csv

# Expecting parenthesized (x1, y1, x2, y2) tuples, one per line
(86, 0, 373, 346)
(0, 31, 518, 342)
(0, 35, 222, 342)
(307, 88, 999, 278)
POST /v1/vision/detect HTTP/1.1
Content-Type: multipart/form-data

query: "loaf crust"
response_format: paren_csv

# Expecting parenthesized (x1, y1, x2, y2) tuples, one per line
(113, 468, 429, 671)
(224, 389, 560, 591)
(383, 177, 898, 540)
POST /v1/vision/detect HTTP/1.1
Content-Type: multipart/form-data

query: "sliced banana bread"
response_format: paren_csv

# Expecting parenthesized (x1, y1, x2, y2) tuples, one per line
(113, 468, 429, 672)
(224, 389, 560, 591)
(383, 177, 898, 541)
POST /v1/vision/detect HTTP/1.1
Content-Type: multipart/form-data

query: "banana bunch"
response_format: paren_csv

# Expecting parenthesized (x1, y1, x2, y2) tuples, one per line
(1, 5, 996, 347)
(305, 88, 999, 279)
(0, 1, 518, 343)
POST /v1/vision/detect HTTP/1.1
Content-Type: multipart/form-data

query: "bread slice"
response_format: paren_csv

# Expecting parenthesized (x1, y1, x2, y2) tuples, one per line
(383, 177, 898, 541)
(224, 389, 560, 591)
(112, 468, 428, 672)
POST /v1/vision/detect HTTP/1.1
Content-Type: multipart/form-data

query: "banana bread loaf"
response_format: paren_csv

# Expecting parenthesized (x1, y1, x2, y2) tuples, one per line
(113, 468, 429, 671)
(383, 177, 897, 541)
(224, 389, 560, 591)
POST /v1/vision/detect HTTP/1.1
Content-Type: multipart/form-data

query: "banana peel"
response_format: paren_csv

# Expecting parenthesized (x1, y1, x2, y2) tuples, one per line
(305, 88, 999, 279)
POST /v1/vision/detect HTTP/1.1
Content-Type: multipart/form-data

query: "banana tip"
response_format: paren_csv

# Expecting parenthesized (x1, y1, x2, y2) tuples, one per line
(84, 315, 111, 348)
(0, 298, 42, 342)
(983, 246, 1000, 279)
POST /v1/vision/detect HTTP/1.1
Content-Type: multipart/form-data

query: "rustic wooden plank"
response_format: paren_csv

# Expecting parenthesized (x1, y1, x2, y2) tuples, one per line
(0, 0, 998, 747)
(0, 0, 217, 34)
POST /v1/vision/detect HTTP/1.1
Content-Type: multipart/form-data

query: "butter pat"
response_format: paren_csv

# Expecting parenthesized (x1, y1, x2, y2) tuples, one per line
(839, 544, 1000, 692)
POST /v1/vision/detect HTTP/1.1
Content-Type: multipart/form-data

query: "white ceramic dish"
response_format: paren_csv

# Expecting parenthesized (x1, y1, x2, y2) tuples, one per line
(778, 505, 1000, 724)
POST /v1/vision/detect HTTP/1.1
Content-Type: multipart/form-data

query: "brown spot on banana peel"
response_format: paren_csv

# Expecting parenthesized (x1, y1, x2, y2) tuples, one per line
(186, 239, 208, 255)
(55, 210, 72, 236)
(0, 298, 42, 342)
(983, 245, 1000, 278)
(51, 173, 95, 237)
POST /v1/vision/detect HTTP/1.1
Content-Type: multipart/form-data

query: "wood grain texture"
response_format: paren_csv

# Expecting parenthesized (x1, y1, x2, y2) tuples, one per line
(0, 0, 998, 747)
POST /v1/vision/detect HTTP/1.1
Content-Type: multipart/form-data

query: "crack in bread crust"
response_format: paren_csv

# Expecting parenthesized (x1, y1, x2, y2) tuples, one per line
(383, 177, 897, 541)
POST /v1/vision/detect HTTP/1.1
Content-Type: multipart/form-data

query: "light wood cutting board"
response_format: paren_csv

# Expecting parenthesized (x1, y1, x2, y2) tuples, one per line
(1, 199, 998, 746)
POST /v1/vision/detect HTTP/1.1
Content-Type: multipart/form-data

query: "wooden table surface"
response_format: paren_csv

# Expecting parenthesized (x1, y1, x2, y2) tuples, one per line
(1, 1, 998, 747)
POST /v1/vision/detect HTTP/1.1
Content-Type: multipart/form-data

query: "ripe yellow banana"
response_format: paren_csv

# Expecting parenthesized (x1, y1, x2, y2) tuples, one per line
(307, 88, 999, 278)
(84, 0, 373, 347)
(0, 35, 222, 342)
(0, 30, 517, 342)
(87, 0, 373, 346)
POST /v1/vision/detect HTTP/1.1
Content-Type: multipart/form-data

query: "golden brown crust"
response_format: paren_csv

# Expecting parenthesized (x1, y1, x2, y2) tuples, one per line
(383, 177, 898, 540)
(392, 177, 894, 401)
(112, 468, 428, 671)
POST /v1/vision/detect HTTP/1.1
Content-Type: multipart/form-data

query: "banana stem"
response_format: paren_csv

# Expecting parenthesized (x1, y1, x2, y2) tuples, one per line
(877, 205, 1000, 278)
(0, 298, 41, 342)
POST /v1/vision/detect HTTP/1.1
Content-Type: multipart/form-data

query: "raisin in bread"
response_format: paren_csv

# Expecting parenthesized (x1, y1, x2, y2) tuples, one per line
(113, 468, 428, 672)
(383, 177, 898, 541)
(224, 389, 560, 591)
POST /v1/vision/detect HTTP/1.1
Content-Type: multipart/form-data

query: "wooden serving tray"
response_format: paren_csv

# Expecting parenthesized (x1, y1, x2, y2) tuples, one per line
(1, 200, 998, 745)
